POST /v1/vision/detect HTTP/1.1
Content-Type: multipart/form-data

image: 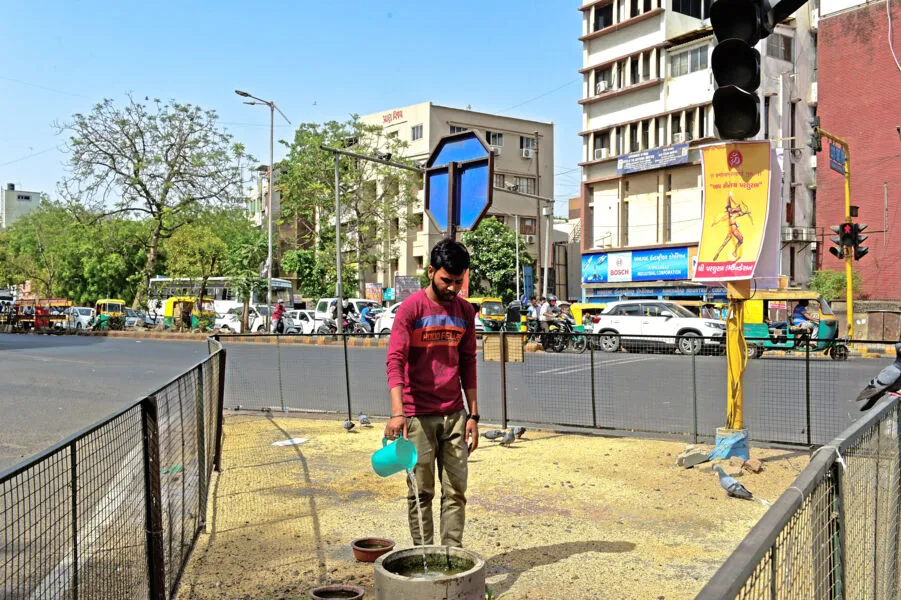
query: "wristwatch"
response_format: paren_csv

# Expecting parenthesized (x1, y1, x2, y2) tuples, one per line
(467, 413, 480, 423)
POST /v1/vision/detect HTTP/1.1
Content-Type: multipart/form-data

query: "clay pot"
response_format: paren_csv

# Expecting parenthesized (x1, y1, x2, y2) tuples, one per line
(309, 584, 365, 600)
(351, 537, 396, 562)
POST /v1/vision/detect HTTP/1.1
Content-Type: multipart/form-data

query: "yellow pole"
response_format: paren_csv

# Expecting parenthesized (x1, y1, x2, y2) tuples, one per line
(725, 280, 751, 430)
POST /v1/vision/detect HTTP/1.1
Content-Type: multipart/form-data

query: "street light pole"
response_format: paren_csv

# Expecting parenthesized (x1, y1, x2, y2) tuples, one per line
(235, 89, 291, 331)
(515, 214, 520, 302)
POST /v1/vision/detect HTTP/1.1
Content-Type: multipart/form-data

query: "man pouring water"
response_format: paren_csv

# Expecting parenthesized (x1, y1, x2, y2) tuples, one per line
(384, 238, 479, 548)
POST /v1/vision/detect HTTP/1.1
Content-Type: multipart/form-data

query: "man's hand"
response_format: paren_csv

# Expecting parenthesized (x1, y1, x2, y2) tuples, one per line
(384, 415, 407, 440)
(466, 419, 479, 454)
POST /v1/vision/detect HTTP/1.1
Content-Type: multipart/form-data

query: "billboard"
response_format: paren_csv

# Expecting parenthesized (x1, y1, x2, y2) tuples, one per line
(617, 143, 690, 175)
(394, 276, 421, 303)
(694, 141, 779, 282)
(582, 247, 691, 284)
(364, 282, 383, 302)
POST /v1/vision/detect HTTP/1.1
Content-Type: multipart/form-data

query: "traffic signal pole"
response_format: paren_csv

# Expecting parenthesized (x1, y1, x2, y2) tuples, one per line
(815, 127, 855, 339)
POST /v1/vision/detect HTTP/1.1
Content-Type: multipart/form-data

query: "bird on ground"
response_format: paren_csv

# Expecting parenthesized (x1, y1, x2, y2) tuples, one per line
(513, 426, 527, 439)
(481, 429, 504, 441)
(358, 413, 372, 427)
(499, 429, 516, 447)
(855, 343, 901, 411)
(713, 466, 753, 500)
(342, 419, 355, 432)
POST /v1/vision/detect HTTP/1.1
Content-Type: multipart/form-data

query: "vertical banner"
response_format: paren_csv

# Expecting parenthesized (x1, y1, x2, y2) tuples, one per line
(522, 265, 534, 297)
(694, 142, 773, 282)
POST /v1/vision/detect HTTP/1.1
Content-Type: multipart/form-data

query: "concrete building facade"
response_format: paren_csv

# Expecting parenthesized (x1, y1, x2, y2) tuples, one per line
(578, 0, 819, 302)
(816, 0, 901, 299)
(1, 183, 42, 229)
(360, 102, 556, 297)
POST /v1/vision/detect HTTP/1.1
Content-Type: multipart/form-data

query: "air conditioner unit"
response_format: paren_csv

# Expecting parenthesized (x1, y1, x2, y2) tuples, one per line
(596, 81, 610, 95)
(491, 145, 502, 156)
(523, 235, 536, 244)
(809, 155, 817, 169)
(808, 82, 818, 105)
(594, 147, 610, 161)
(522, 148, 534, 159)
(673, 132, 686, 144)
(810, 8, 819, 31)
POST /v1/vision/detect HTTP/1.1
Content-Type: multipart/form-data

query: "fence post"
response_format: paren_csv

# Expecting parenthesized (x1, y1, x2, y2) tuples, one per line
(213, 347, 226, 472)
(691, 345, 698, 444)
(829, 460, 846, 598)
(141, 396, 167, 600)
(195, 364, 208, 529)
(500, 331, 507, 429)
(277, 335, 286, 413)
(342, 332, 353, 421)
(590, 341, 598, 428)
(806, 342, 812, 447)
(70, 442, 79, 598)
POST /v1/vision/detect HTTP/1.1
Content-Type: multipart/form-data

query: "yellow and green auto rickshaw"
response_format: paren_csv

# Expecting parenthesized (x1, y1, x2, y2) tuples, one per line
(743, 289, 847, 360)
(93, 298, 126, 330)
(467, 297, 506, 332)
(163, 296, 216, 331)
(570, 302, 608, 333)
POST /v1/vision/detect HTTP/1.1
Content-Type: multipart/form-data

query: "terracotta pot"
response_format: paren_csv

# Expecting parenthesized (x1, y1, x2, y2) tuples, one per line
(309, 584, 365, 600)
(351, 537, 396, 562)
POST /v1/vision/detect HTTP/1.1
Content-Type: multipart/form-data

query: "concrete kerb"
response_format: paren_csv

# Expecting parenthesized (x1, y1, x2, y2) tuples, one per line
(80, 329, 391, 347)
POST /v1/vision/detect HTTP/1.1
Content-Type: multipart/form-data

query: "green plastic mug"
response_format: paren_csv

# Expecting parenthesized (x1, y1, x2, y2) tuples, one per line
(371, 437, 418, 477)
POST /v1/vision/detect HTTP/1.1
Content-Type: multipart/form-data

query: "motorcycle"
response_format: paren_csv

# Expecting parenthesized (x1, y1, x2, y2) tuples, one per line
(316, 313, 367, 335)
(544, 315, 588, 354)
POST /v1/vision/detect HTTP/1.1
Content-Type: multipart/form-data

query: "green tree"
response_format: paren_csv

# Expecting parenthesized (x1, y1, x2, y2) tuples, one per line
(163, 223, 227, 310)
(224, 229, 267, 332)
(56, 95, 249, 307)
(809, 269, 864, 301)
(280, 249, 325, 298)
(462, 218, 533, 303)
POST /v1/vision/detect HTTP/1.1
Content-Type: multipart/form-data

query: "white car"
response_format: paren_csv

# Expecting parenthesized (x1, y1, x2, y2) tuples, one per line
(313, 297, 371, 330)
(285, 309, 315, 334)
(216, 305, 271, 333)
(591, 300, 725, 355)
(373, 303, 401, 337)
(60, 306, 95, 330)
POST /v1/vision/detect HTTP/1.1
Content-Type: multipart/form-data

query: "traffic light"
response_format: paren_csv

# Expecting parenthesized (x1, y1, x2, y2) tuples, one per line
(853, 223, 869, 261)
(828, 225, 845, 259)
(839, 222, 855, 246)
(710, 0, 773, 139)
(808, 116, 822, 152)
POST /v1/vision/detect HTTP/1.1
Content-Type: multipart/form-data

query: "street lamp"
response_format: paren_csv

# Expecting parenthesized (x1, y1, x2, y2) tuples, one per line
(235, 89, 291, 330)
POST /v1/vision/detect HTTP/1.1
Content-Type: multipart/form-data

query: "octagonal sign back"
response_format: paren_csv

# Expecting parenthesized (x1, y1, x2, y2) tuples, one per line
(424, 130, 494, 233)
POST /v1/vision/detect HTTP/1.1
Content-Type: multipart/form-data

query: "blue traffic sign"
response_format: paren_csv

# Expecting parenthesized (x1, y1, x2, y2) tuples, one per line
(424, 130, 494, 236)
(829, 142, 846, 176)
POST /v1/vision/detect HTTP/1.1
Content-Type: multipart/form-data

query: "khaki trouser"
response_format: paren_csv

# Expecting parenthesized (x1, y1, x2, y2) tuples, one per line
(406, 409, 469, 547)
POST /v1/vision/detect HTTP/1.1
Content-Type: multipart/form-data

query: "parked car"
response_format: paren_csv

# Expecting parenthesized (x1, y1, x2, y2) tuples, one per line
(591, 300, 726, 355)
(216, 305, 270, 333)
(286, 309, 316, 334)
(313, 297, 370, 329)
(373, 303, 400, 337)
(124, 308, 143, 329)
(60, 306, 95, 330)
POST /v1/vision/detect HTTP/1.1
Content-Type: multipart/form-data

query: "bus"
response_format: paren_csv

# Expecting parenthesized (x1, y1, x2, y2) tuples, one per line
(147, 276, 293, 316)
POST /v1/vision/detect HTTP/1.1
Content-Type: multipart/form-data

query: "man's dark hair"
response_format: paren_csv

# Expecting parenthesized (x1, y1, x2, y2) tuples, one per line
(430, 238, 470, 275)
(530, 296, 537, 301)
(798, 299, 809, 307)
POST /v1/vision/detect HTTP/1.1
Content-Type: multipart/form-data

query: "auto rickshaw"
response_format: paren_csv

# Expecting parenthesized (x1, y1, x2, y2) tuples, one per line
(743, 290, 848, 360)
(93, 298, 126, 330)
(163, 296, 216, 331)
(467, 297, 506, 332)
(570, 302, 607, 332)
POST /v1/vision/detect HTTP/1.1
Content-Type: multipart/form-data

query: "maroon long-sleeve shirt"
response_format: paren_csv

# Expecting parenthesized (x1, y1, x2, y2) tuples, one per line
(386, 289, 477, 416)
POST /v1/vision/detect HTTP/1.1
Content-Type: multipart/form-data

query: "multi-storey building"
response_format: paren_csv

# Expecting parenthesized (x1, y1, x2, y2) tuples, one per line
(578, 0, 819, 302)
(0, 183, 42, 229)
(359, 102, 556, 296)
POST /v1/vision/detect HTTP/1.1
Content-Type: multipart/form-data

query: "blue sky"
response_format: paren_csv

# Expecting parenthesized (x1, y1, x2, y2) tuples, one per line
(0, 1, 583, 216)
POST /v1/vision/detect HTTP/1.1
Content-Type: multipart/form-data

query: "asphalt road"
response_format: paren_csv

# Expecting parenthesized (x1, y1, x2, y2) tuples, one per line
(0, 333, 208, 471)
(0, 333, 886, 471)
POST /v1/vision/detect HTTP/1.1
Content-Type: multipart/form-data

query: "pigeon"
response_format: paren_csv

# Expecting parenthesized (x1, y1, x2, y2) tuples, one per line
(513, 426, 527, 439)
(481, 429, 504, 441)
(358, 413, 372, 427)
(855, 343, 901, 411)
(498, 429, 515, 447)
(713, 465, 753, 500)
(342, 419, 355, 432)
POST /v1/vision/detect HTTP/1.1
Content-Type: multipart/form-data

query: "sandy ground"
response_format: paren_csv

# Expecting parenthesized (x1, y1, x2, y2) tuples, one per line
(176, 413, 809, 600)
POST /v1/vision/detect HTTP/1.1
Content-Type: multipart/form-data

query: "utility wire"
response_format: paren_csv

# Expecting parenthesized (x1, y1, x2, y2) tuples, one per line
(500, 79, 580, 113)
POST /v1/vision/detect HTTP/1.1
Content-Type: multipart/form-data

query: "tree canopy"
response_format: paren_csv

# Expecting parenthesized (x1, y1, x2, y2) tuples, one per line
(462, 217, 533, 303)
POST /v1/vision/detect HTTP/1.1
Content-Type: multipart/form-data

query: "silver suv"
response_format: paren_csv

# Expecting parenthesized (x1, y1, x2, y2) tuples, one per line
(591, 300, 726, 355)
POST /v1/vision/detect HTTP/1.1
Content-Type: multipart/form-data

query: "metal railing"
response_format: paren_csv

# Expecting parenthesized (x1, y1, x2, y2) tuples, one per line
(0, 339, 226, 600)
(696, 395, 901, 599)
(212, 331, 894, 446)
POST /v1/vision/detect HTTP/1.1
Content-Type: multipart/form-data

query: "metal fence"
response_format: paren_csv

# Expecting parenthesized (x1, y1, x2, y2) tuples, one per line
(0, 338, 226, 600)
(213, 331, 895, 446)
(696, 394, 901, 599)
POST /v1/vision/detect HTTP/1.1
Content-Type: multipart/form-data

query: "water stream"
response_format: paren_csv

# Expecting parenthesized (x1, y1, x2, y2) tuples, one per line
(407, 469, 428, 573)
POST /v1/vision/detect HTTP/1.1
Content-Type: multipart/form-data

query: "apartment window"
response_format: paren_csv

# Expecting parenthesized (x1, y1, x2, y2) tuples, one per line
(387, 131, 399, 139)
(686, 111, 695, 140)
(411, 124, 423, 141)
(616, 60, 626, 88)
(631, 0, 640, 18)
(514, 176, 536, 195)
(672, 115, 682, 135)
(669, 46, 708, 77)
(672, 0, 703, 18)
(594, 3, 613, 30)
(494, 173, 505, 188)
(642, 53, 652, 81)
(595, 67, 613, 94)
(450, 125, 468, 134)
(414, 213, 424, 232)
(698, 107, 707, 138)
(494, 215, 505, 225)
(416, 256, 424, 271)
(17, 194, 32, 200)
(630, 59, 640, 86)
(767, 33, 792, 61)
(616, 126, 625, 155)
(644, 0, 653, 11)
(486, 131, 504, 146)
(593, 131, 610, 157)
(521, 217, 536, 235)
(641, 119, 650, 150)
(630, 126, 640, 153)
(520, 136, 536, 150)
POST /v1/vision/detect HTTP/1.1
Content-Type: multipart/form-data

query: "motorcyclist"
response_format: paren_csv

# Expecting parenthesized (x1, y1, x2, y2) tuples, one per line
(538, 295, 558, 349)
(272, 299, 286, 334)
(360, 302, 376, 333)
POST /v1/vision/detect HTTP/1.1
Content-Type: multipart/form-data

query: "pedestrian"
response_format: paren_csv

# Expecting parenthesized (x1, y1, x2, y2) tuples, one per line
(272, 299, 286, 334)
(538, 295, 551, 347)
(384, 238, 479, 548)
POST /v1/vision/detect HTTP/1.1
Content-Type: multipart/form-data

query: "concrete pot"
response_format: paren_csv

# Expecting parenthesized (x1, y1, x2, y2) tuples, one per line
(374, 545, 486, 600)
(351, 537, 395, 562)
(309, 584, 365, 599)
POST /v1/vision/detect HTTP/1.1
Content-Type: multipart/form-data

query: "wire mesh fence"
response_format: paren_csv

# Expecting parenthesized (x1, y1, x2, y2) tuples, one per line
(697, 396, 901, 599)
(211, 331, 894, 447)
(0, 340, 226, 600)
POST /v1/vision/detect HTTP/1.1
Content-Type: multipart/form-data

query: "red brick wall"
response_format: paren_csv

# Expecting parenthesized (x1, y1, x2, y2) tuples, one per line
(818, 1, 901, 299)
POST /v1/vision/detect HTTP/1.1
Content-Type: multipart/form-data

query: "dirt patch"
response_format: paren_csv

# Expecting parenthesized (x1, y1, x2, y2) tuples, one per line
(176, 413, 808, 600)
